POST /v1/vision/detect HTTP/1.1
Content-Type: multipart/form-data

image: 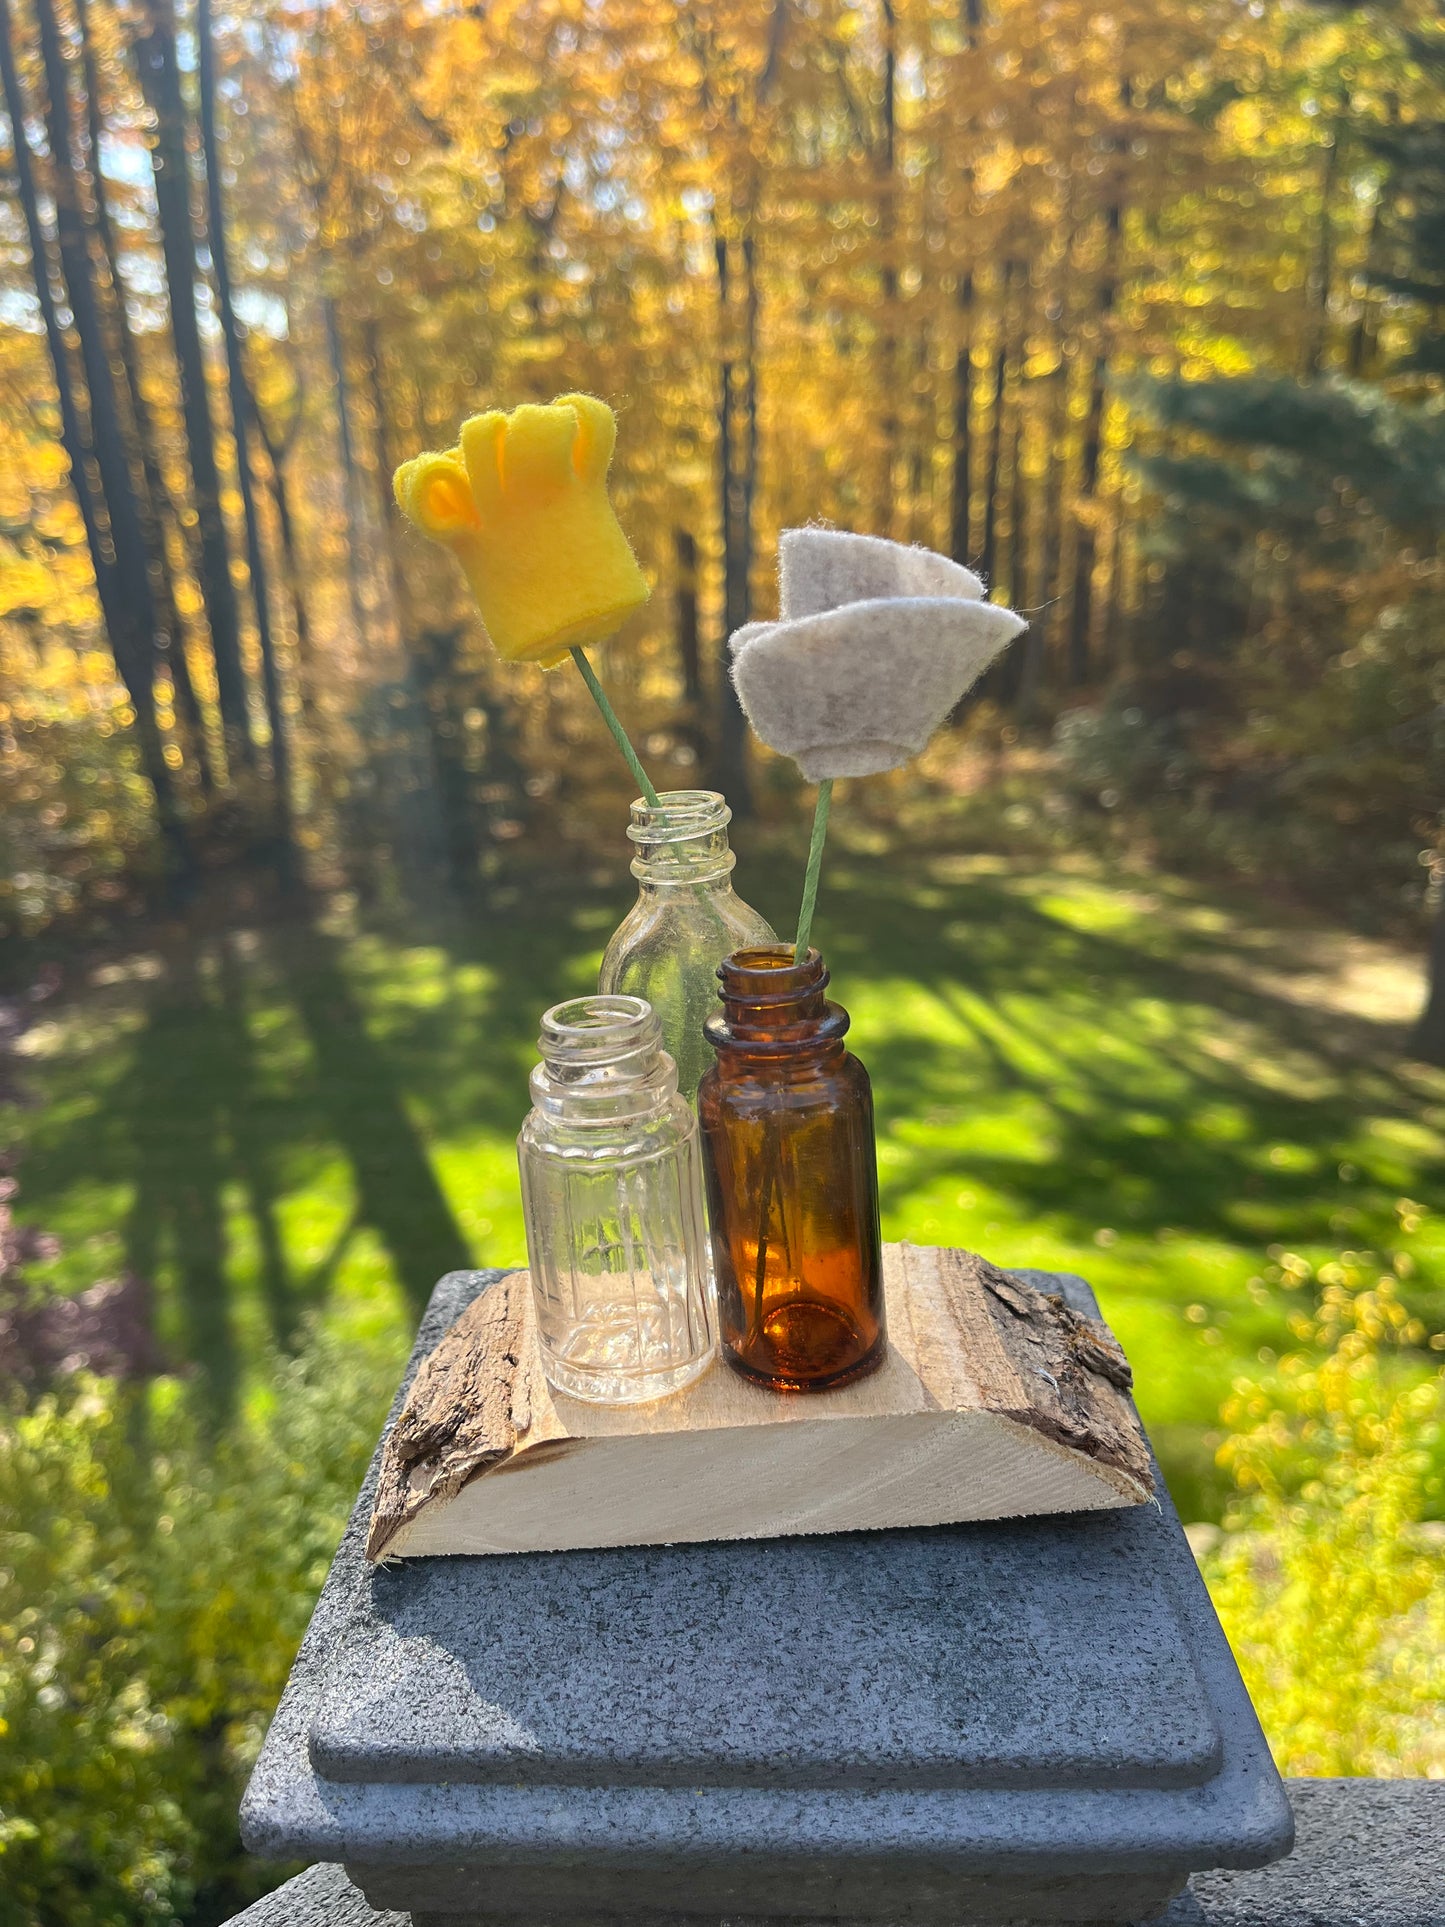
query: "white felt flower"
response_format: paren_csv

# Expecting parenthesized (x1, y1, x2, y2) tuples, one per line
(729, 529, 1027, 780)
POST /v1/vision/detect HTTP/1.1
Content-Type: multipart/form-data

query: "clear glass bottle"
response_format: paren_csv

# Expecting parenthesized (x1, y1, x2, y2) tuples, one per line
(518, 993, 716, 1404)
(598, 790, 776, 1103)
(697, 946, 886, 1392)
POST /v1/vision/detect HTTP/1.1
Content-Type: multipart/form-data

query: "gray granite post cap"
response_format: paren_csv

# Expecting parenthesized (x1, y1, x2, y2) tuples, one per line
(223, 1778, 1445, 1926)
(241, 1267, 1295, 1922)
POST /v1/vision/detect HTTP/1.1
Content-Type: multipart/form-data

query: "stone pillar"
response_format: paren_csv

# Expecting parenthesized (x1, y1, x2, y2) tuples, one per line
(239, 1265, 1297, 1925)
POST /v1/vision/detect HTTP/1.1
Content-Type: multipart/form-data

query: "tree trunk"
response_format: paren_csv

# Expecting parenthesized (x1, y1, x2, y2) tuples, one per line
(24, 0, 187, 867)
(674, 527, 702, 706)
(1022, 362, 1068, 719)
(875, 0, 898, 531)
(360, 315, 476, 871)
(1067, 196, 1121, 686)
(1007, 375, 1029, 612)
(130, 0, 253, 766)
(951, 272, 975, 565)
(1, 3, 101, 580)
(1409, 885, 1445, 1067)
(741, 227, 761, 609)
(361, 318, 414, 648)
(254, 413, 320, 733)
(196, 0, 293, 864)
(1303, 121, 1341, 379)
(706, 8, 785, 816)
(1097, 501, 1126, 674)
(75, 0, 212, 795)
(1347, 194, 1384, 378)
(979, 261, 1012, 595)
(948, 1, 985, 559)
(905, 324, 931, 542)
(996, 376, 1028, 708)
(714, 227, 754, 815)
(411, 625, 481, 889)
(325, 295, 380, 652)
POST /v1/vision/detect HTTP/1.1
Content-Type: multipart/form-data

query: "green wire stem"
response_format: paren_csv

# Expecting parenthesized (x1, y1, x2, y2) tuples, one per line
(570, 645, 732, 936)
(793, 778, 834, 961)
(570, 645, 660, 808)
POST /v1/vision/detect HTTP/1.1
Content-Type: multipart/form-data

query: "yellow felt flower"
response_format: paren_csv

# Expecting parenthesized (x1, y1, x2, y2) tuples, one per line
(393, 394, 649, 667)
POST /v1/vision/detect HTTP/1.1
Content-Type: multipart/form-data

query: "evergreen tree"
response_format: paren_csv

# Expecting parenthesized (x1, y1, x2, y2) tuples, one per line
(1125, 2, 1445, 1058)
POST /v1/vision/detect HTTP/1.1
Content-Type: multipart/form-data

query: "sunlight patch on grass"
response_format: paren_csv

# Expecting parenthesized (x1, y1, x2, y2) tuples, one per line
(9, 855, 1443, 1523)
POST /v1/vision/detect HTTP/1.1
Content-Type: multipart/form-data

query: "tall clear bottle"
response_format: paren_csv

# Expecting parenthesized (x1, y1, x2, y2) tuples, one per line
(518, 994, 715, 1405)
(599, 790, 776, 1102)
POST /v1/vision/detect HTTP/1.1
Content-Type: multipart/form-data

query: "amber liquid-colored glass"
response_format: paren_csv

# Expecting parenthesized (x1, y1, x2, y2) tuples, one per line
(697, 946, 886, 1391)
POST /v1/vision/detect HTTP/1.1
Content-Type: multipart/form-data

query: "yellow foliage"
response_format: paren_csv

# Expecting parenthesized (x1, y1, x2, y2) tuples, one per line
(0, 560, 52, 619)
(1204, 1256, 1445, 1777)
(0, 0, 1441, 937)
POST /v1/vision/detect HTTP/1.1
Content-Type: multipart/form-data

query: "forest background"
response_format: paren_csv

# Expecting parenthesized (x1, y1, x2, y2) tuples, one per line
(1, 0, 1444, 1923)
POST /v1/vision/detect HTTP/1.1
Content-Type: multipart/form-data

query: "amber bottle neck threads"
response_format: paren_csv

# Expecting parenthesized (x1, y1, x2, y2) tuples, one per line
(704, 946, 849, 1055)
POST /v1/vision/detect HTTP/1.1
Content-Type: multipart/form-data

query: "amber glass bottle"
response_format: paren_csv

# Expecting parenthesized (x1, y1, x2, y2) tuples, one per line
(697, 946, 886, 1391)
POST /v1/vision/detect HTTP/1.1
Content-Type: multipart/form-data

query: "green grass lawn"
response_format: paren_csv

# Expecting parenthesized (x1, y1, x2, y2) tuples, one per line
(12, 839, 1445, 1521)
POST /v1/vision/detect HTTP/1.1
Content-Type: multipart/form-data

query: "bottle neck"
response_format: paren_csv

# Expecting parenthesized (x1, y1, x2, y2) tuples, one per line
(629, 789, 737, 889)
(530, 995, 678, 1125)
(704, 946, 850, 1060)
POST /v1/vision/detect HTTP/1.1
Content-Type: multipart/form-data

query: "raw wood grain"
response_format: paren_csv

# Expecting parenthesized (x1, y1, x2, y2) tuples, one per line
(366, 1244, 1154, 1561)
(365, 1273, 562, 1560)
(934, 1247, 1152, 1492)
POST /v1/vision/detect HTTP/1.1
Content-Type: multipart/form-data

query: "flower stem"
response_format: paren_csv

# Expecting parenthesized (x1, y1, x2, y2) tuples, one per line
(793, 779, 834, 961)
(570, 645, 660, 808)
(570, 647, 735, 945)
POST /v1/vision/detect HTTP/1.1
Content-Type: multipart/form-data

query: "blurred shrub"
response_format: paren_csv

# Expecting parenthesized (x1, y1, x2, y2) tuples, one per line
(0, 1336, 394, 1927)
(1051, 638, 1443, 930)
(1053, 700, 1196, 813)
(1203, 1253, 1445, 1776)
(0, 684, 160, 945)
(3, 1252, 1442, 1927)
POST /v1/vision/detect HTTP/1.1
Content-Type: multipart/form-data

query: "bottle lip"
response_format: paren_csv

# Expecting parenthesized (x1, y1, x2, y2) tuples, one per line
(538, 993, 661, 1065)
(705, 946, 847, 1055)
(532, 994, 679, 1118)
(627, 789, 732, 845)
(716, 944, 830, 1002)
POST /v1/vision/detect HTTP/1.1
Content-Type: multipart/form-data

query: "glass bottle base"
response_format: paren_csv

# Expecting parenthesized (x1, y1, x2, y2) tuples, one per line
(543, 1341, 718, 1407)
(722, 1301, 886, 1394)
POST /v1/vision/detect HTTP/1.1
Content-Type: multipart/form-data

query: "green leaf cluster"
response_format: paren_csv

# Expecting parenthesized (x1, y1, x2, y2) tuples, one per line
(1205, 1250, 1445, 1776)
(0, 1335, 391, 1927)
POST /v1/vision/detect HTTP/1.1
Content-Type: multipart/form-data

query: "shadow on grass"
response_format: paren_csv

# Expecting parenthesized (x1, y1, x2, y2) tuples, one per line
(124, 947, 269, 1426)
(115, 905, 475, 1415)
(300, 845, 1443, 1336)
(271, 909, 472, 1311)
(819, 853, 1443, 1300)
(24, 844, 1442, 1483)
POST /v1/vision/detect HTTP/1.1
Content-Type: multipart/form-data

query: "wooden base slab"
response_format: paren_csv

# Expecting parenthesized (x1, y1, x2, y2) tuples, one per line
(366, 1244, 1154, 1561)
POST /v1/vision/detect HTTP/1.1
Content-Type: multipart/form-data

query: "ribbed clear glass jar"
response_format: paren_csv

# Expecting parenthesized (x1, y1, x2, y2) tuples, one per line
(598, 790, 775, 1103)
(517, 994, 716, 1404)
